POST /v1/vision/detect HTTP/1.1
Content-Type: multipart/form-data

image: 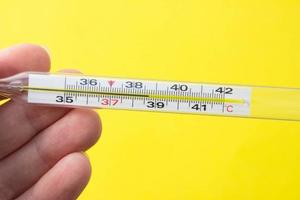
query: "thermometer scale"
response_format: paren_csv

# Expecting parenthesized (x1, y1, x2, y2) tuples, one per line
(1, 72, 300, 121)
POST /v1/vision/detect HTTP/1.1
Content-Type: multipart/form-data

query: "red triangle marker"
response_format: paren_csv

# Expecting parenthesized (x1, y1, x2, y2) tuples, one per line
(108, 80, 115, 87)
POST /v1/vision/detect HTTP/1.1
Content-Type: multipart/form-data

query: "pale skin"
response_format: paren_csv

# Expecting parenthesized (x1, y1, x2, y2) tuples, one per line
(0, 44, 102, 200)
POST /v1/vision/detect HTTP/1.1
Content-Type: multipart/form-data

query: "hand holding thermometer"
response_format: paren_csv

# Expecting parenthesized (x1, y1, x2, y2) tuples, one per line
(0, 71, 300, 121)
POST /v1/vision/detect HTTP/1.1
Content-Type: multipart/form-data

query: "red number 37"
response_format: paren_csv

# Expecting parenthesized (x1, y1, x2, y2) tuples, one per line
(101, 98, 119, 106)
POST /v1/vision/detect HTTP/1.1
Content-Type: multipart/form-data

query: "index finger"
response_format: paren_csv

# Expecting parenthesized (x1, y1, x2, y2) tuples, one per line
(0, 44, 50, 78)
(0, 44, 51, 100)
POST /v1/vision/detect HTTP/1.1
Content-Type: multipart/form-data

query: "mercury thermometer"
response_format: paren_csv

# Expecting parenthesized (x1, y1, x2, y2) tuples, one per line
(0, 72, 300, 121)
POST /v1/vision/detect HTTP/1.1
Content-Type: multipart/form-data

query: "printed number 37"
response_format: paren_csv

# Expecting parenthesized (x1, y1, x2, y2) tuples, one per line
(101, 98, 119, 106)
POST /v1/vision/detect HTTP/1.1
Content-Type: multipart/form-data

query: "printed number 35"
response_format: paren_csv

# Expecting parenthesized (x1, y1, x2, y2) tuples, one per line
(56, 96, 73, 103)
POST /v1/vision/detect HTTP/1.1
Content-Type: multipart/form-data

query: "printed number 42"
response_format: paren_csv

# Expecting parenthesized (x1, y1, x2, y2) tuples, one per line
(215, 87, 233, 94)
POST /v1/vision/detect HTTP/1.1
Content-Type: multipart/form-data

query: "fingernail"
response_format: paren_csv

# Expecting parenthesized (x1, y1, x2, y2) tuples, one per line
(41, 45, 51, 56)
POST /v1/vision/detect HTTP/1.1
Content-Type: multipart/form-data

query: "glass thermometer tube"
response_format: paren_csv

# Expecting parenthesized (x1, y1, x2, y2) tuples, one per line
(0, 71, 300, 121)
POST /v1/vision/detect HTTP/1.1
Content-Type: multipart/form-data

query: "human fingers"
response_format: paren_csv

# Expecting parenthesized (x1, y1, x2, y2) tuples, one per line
(0, 44, 71, 159)
(16, 152, 91, 200)
(0, 109, 101, 199)
(0, 44, 50, 78)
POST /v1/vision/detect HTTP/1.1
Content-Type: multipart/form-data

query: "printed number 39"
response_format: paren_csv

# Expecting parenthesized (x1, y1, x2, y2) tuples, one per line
(147, 101, 165, 109)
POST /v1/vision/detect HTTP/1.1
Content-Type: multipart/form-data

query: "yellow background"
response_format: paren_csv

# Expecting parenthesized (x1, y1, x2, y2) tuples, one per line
(1, 0, 300, 199)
